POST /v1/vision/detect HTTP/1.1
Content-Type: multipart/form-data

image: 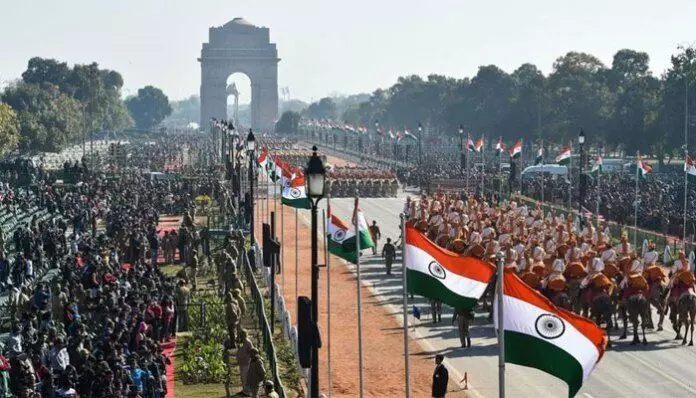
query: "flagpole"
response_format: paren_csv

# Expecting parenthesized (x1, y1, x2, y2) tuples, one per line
(498, 139, 502, 203)
(540, 140, 545, 212)
(480, 137, 485, 198)
(355, 190, 364, 398)
(466, 134, 470, 195)
(596, 151, 601, 230)
(295, 208, 299, 307)
(496, 251, 505, 398)
(322, 205, 332, 398)
(281, 188, 285, 288)
(401, 213, 410, 398)
(634, 150, 640, 248)
(684, 77, 689, 246)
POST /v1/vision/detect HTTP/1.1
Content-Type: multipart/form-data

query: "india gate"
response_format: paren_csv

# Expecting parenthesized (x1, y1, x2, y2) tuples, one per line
(199, 18, 279, 131)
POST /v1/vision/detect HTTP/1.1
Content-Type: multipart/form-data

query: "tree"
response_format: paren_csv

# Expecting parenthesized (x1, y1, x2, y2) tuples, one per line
(304, 97, 336, 120)
(1, 82, 83, 152)
(275, 111, 300, 133)
(20, 58, 132, 132)
(0, 103, 20, 155)
(125, 86, 173, 130)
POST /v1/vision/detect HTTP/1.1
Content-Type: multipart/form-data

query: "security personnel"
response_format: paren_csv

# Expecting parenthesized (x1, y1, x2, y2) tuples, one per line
(381, 238, 396, 275)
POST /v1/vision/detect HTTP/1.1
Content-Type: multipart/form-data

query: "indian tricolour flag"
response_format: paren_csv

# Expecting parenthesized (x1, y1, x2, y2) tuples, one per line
(326, 206, 359, 264)
(556, 146, 572, 165)
(509, 140, 522, 159)
(591, 156, 603, 174)
(495, 138, 506, 154)
(467, 137, 475, 152)
(685, 156, 696, 182)
(494, 270, 607, 397)
(342, 198, 375, 252)
(281, 175, 310, 209)
(404, 224, 495, 310)
(637, 156, 652, 178)
(535, 147, 544, 165)
(474, 137, 484, 153)
(256, 150, 268, 169)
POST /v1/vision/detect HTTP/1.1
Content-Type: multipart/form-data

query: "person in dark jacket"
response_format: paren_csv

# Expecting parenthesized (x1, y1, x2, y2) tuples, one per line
(432, 354, 448, 398)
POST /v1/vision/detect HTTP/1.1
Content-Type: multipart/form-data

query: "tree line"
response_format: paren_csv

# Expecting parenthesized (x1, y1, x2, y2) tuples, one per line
(287, 47, 696, 164)
(0, 57, 172, 154)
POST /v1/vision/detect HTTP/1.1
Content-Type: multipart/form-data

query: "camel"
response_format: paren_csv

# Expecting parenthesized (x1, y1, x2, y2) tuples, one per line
(620, 295, 649, 345)
(646, 281, 668, 331)
(591, 292, 614, 348)
(676, 292, 696, 346)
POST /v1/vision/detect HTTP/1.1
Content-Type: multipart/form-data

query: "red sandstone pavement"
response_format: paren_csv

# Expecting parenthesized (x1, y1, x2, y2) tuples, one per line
(255, 200, 466, 397)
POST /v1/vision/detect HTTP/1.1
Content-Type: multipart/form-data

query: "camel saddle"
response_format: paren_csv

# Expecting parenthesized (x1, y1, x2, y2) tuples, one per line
(468, 244, 485, 258)
(643, 265, 666, 284)
(628, 274, 649, 291)
(449, 238, 467, 254)
(603, 262, 621, 279)
(618, 257, 633, 274)
(556, 244, 570, 258)
(521, 272, 542, 290)
(548, 276, 567, 292)
(565, 262, 587, 279)
(592, 273, 614, 291)
(435, 234, 450, 248)
(676, 271, 696, 286)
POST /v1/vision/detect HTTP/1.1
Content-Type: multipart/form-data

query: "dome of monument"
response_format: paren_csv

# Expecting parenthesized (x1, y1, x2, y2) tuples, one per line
(224, 18, 256, 28)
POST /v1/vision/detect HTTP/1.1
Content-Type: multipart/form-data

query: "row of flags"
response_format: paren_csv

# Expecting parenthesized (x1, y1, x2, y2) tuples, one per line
(300, 119, 419, 142)
(256, 147, 376, 264)
(403, 223, 606, 397)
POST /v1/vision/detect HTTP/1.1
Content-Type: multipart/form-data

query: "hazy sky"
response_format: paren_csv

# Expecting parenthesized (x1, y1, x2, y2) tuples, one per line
(2, 0, 695, 105)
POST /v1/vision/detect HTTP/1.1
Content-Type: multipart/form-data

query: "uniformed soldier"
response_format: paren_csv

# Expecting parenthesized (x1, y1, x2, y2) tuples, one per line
(452, 308, 473, 348)
(188, 249, 199, 289)
(382, 238, 396, 275)
(430, 299, 442, 323)
(369, 220, 381, 255)
(175, 280, 191, 332)
(225, 291, 240, 348)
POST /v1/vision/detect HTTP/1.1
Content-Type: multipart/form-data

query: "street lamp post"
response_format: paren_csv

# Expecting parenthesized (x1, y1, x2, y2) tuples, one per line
(578, 129, 586, 220)
(417, 123, 423, 165)
(459, 124, 465, 174)
(247, 129, 257, 246)
(305, 146, 326, 398)
(375, 120, 380, 156)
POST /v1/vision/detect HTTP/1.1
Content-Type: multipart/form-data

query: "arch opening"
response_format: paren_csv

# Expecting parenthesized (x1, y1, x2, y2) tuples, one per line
(226, 72, 252, 128)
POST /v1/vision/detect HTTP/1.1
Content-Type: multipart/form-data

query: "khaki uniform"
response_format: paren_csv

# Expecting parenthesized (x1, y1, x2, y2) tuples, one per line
(246, 355, 267, 398)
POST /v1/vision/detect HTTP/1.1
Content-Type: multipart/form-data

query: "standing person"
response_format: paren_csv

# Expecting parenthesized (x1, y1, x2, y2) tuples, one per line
(235, 329, 254, 397)
(369, 220, 381, 255)
(430, 299, 442, 323)
(245, 349, 266, 398)
(381, 238, 396, 275)
(263, 380, 280, 398)
(175, 280, 190, 332)
(432, 354, 448, 398)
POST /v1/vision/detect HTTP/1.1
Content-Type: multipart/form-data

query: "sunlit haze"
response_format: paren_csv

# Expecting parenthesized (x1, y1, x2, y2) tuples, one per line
(1, 0, 695, 104)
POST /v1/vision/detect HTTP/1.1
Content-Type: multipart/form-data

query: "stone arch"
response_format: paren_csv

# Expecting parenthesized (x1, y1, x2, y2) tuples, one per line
(199, 18, 279, 131)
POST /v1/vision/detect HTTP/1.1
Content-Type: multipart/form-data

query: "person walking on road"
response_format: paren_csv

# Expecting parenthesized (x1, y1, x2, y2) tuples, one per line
(382, 238, 396, 275)
(369, 220, 381, 255)
(432, 354, 448, 398)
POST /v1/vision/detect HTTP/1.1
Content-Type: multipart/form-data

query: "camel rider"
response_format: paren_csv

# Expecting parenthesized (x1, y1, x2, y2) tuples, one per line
(600, 242, 620, 278)
(615, 233, 634, 260)
(643, 242, 667, 288)
(668, 251, 695, 303)
(530, 243, 546, 276)
(620, 259, 649, 300)
(504, 248, 518, 272)
(543, 259, 567, 298)
(581, 258, 613, 303)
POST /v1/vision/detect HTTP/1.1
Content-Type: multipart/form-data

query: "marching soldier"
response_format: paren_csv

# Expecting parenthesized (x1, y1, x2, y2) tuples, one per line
(369, 220, 381, 255)
(382, 238, 396, 275)
(452, 308, 473, 348)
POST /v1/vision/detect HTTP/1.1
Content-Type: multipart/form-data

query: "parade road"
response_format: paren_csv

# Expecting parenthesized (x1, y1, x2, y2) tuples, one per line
(305, 193, 696, 398)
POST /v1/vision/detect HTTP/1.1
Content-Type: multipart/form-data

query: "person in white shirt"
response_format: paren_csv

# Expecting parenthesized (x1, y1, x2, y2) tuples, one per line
(50, 337, 70, 374)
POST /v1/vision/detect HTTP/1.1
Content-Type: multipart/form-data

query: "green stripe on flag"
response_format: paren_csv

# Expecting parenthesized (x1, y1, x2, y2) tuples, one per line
(281, 197, 311, 209)
(504, 330, 584, 398)
(407, 269, 479, 310)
